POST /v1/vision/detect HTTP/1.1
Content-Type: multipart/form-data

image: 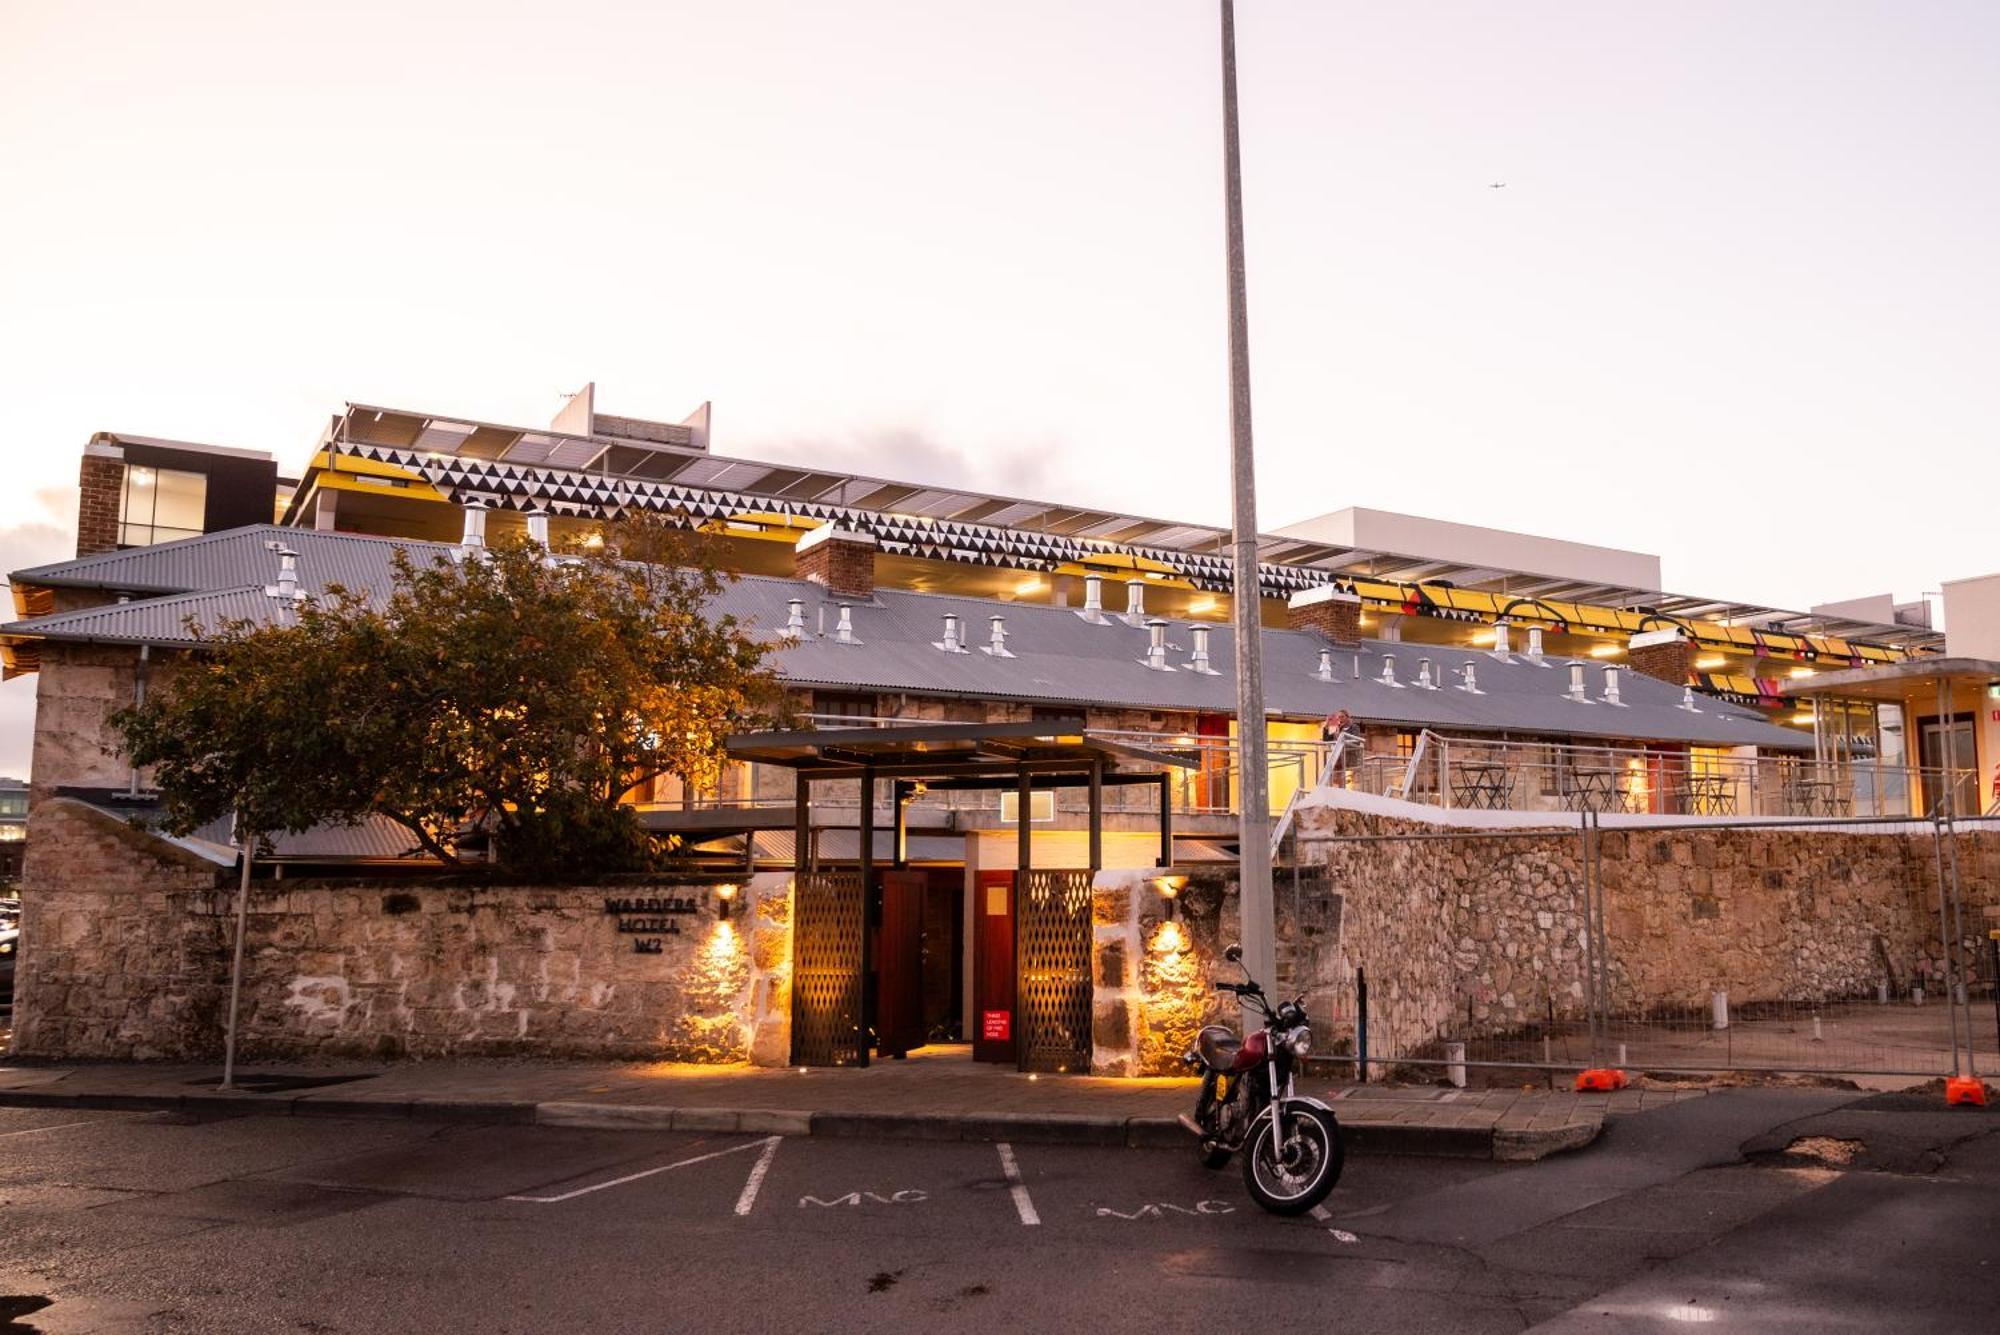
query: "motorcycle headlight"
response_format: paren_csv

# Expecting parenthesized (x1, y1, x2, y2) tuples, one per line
(1286, 1025, 1311, 1056)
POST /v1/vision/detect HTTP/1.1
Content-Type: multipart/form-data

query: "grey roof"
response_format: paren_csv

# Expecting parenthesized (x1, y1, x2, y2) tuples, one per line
(9, 525, 420, 596)
(2, 526, 1813, 751)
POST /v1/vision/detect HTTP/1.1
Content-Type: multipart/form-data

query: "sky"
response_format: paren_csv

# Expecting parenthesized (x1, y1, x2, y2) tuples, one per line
(1, 1, 1996, 777)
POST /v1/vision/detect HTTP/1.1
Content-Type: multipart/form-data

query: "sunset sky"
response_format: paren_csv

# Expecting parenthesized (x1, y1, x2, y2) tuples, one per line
(3, 1, 1996, 774)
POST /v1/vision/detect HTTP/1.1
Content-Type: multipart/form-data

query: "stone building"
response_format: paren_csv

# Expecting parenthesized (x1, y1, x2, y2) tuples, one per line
(2, 391, 1982, 1075)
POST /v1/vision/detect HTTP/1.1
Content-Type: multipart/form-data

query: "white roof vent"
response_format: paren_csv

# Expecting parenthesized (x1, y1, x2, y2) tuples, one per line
(263, 541, 302, 603)
(1491, 621, 1512, 659)
(1379, 654, 1404, 689)
(526, 511, 551, 549)
(1458, 662, 1483, 694)
(459, 504, 488, 550)
(1315, 648, 1335, 682)
(1142, 618, 1174, 672)
(1601, 664, 1626, 706)
(1681, 686, 1703, 713)
(981, 614, 1014, 658)
(1566, 661, 1591, 703)
(1525, 626, 1546, 662)
(834, 604, 861, 645)
(1123, 580, 1147, 624)
(783, 598, 806, 639)
(1186, 624, 1217, 674)
(1077, 573, 1108, 624)
(935, 612, 970, 654)
(1415, 658, 1438, 690)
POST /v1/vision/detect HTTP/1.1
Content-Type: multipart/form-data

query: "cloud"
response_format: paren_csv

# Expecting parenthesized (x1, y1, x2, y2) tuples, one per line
(746, 425, 1070, 505)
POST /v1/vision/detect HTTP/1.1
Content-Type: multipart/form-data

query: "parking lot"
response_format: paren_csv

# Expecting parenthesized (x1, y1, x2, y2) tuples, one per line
(2, 1092, 1996, 1333)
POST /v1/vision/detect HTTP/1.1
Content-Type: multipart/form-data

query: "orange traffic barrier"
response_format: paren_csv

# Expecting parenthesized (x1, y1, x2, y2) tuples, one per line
(1944, 1077, 1988, 1107)
(1575, 1068, 1629, 1092)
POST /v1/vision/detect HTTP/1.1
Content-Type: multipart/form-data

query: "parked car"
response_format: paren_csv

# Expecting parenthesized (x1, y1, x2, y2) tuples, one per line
(0, 925, 15, 1010)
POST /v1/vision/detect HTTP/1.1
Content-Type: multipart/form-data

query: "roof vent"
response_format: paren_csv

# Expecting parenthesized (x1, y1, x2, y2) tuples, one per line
(1379, 654, 1403, 689)
(263, 541, 301, 603)
(1186, 623, 1219, 674)
(526, 511, 551, 549)
(460, 505, 488, 550)
(1491, 622, 1512, 659)
(1525, 627, 1545, 662)
(1602, 665, 1626, 706)
(1566, 661, 1591, 703)
(982, 614, 1014, 658)
(1681, 686, 1703, 713)
(835, 604, 860, 645)
(1124, 581, 1147, 622)
(1078, 573, 1108, 624)
(1315, 648, 1334, 682)
(1458, 662, 1483, 694)
(1143, 618, 1174, 672)
(935, 612, 971, 654)
(1416, 658, 1438, 690)
(783, 598, 806, 639)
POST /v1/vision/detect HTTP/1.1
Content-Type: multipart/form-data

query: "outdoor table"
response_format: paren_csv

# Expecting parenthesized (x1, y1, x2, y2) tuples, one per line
(1564, 767, 1623, 813)
(1450, 762, 1514, 810)
(1786, 778, 1841, 817)
(1684, 773, 1737, 816)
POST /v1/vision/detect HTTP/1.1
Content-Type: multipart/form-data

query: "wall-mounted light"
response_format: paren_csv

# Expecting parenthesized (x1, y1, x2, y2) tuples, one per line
(1155, 874, 1187, 921)
(715, 883, 738, 921)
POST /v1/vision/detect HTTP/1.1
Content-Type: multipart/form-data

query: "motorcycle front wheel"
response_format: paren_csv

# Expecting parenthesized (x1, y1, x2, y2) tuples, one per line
(1242, 1106, 1343, 1216)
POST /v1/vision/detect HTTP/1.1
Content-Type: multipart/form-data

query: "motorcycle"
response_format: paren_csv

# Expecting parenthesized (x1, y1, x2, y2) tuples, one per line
(1178, 943, 1344, 1216)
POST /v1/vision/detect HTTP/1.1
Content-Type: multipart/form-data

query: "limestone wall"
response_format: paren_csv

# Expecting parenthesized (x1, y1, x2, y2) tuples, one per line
(12, 799, 793, 1063)
(1291, 797, 1999, 1061)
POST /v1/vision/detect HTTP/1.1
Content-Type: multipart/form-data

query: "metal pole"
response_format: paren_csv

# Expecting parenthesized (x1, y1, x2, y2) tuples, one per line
(220, 824, 253, 1091)
(1220, 0, 1277, 999)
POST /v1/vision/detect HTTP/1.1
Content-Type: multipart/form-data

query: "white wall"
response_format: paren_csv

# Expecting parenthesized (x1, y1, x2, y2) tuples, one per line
(1270, 507, 1663, 590)
(1942, 573, 2000, 660)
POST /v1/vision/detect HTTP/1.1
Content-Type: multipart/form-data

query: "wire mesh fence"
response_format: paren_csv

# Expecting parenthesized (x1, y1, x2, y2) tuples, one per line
(1292, 811, 1996, 1086)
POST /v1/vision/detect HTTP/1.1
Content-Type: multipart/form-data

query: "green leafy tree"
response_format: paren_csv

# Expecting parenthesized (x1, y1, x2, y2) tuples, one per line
(114, 518, 786, 875)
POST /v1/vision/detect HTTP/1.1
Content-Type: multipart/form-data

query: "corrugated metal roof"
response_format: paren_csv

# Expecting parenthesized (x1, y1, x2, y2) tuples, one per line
(9, 525, 436, 596)
(3, 528, 1813, 750)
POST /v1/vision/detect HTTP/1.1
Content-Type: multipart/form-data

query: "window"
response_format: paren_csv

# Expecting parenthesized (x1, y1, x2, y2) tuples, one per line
(812, 691, 878, 725)
(120, 466, 207, 546)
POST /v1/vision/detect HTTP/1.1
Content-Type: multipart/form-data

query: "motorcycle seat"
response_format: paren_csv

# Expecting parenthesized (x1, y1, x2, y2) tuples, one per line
(1196, 1025, 1241, 1071)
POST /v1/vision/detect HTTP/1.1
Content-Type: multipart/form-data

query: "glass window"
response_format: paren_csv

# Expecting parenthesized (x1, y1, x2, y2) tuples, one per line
(120, 466, 207, 546)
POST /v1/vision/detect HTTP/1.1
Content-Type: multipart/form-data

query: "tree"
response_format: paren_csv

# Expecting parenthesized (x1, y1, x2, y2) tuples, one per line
(114, 518, 787, 876)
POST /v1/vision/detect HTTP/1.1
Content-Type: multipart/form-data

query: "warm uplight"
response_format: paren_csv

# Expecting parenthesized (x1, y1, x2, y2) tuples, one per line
(1588, 644, 1623, 658)
(715, 883, 738, 921)
(1152, 921, 1188, 955)
(1789, 666, 1815, 678)
(1187, 596, 1218, 615)
(1791, 711, 1816, 725)
(1470, 629, 1497, 647)
(1013, 576, 1045, 597)
(1694, 655, 1727, 671)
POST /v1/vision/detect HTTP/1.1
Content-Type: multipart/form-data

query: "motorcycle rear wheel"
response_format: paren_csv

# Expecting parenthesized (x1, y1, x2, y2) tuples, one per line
(1242, 1106, 1342, 1216)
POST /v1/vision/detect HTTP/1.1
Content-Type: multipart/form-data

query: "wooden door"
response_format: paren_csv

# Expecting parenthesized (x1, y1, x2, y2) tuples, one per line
(876, 870, 927, 1059)
(971, 871, 1016, 1063)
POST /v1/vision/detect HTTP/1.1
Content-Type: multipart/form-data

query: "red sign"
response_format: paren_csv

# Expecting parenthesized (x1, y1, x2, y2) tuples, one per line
(982, 1010, 1011, 1042)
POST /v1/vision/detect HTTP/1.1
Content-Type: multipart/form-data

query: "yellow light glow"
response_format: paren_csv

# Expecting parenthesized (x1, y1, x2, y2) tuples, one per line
(1470, 629, 1497, 647)
(1154, 875, 1187, 900)
(1589, 644, 1624, 658)
(582, 532, 605, 549)
(1789, 667, 1815, 678)
(715, 883, 738, 901)
(1791, 711, 1816, 725)
(1152, 921, 1188, 954)
(1187, 595, 1218, 615)
(1694, 655, 1727, 671)
(1013, 576, 1045, 596)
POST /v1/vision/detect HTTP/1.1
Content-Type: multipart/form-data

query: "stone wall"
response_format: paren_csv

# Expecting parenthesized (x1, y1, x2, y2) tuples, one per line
(12, 799, 794, 1063)
(27, 643, 183, 806)
(11, 799, 229, 1059)
(1291, 795, 1999, 1061)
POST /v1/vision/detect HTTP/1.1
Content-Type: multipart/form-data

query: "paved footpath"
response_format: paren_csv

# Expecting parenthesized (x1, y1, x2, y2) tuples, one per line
(0, 1049, 1703, 1160)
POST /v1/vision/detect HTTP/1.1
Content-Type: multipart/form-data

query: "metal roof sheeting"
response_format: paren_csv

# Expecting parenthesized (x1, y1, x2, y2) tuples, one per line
(3, 527, 1813, 750)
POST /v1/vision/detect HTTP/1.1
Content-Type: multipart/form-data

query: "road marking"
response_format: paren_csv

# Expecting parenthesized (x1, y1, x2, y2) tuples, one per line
(996, 1142, 1039, 1226)
(1311, 1202, 1360, 1242)
(1096, 1200, 1234, 1219)
(1437, 1090, 1462, 1103)
(800, 1190, 928, 1207)
(733, 1136, 782, 1217)
(0, 1115, 141, 1140)
(505, 1137, 770, 1203)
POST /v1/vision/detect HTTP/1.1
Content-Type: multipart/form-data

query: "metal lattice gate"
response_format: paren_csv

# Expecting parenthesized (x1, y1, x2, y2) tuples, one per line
(791, 871, 867, 1067)
(1017, 869, 1095, 1073)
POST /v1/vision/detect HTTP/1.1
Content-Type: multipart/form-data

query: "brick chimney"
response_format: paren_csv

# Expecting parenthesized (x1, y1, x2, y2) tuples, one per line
(1286, 585, 1363, 644)
(76, 442, 126, 556)
(795, 523, 877, 600)
(1628, 628, 1697, 686)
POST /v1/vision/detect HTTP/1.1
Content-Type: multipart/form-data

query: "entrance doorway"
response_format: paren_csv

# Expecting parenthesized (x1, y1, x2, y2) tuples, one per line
(874, 867, 963, 1060)
(1917, 713, 1976, 816)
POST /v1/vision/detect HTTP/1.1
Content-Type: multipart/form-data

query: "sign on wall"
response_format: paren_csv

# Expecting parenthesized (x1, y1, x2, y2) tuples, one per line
(604, 893, 700, 954)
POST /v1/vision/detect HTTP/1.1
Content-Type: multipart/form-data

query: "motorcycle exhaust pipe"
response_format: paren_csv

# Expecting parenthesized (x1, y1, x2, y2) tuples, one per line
(1176, 1114, 1206, 1139)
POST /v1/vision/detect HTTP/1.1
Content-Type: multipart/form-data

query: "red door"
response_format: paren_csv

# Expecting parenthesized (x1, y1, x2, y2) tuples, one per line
(972, 871, 1016, 1064)
(877, 870, 927, 1059)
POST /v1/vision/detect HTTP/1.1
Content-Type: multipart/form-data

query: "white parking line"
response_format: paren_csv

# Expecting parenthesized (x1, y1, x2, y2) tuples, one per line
(505, 1137, 772, 1204)
(1310, 1202, 1359, 1242)
(0, 1114, 142, 1140)
(996, 1142, 1039, 1226)
(733, 1136, 782, 1216)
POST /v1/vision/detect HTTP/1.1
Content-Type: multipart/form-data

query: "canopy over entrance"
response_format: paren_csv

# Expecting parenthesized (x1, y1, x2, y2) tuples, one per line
(725, 721, 1194, 1072)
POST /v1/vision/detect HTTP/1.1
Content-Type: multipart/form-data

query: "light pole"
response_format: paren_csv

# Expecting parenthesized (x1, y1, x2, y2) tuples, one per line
(1220, 0, 1277, 996)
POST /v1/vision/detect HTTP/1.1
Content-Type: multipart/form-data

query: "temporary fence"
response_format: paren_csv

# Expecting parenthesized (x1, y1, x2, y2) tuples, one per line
(1289, 811, 1996, 1089)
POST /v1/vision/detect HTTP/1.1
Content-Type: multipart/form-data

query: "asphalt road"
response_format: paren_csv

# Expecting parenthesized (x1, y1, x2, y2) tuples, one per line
(0, 1089, 1994, 1334)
